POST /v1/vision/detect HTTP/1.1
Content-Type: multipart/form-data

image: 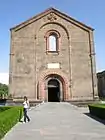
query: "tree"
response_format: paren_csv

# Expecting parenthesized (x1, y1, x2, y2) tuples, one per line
(0, 83, 8, 99)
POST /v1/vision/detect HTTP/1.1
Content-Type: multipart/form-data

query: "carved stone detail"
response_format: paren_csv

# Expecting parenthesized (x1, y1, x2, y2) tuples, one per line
(47, 13, 57, 21)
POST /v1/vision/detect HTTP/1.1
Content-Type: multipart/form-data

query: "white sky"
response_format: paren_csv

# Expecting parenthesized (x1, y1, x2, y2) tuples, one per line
(0, 73, 9, 85)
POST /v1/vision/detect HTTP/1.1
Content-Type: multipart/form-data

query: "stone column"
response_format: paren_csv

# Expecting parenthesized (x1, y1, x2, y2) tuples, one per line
(34, 35, 37, 100)
(9, 30, 15, 98)
(68, 36, 72, 100)
(89, 31, 98, 99)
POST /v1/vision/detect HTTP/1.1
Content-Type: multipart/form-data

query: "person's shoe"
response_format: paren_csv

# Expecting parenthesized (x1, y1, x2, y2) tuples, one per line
(28, 119, 30, 122)
(23, 122, 26, 124)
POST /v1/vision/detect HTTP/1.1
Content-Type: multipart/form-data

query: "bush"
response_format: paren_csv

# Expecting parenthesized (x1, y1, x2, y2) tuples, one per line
(0, 83, 8, 99)
(88, 104, 105, 120)
(0, 106, 23, 139)
(0, 106, 11, 112)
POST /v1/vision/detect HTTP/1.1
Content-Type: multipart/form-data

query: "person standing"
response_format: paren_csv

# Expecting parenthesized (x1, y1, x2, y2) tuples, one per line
(23, 96, 30, 123)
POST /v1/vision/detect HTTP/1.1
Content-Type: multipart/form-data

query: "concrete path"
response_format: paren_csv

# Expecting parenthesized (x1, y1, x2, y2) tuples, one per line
(3, 102, 105, 140)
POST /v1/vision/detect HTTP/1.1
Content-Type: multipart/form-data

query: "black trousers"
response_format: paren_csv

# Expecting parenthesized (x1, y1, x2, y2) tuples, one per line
(23, 108, 30, 122)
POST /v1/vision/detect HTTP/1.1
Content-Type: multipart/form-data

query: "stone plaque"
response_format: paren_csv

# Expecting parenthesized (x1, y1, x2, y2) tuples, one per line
(47, 63, 60, 69)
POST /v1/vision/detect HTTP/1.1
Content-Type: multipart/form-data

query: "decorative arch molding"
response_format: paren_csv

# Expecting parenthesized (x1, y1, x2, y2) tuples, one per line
(44, 29, 60, 52)
(45, 29, 60, 38)
(38, 69, 69, 101)
(36, 22, 70, 39)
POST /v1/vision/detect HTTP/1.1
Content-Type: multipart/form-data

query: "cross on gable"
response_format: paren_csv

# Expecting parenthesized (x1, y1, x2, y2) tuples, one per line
(47, 13, 57, 21)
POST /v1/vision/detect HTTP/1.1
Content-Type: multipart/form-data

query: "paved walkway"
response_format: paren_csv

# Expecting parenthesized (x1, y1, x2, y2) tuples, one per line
(3, 102, 105, 140)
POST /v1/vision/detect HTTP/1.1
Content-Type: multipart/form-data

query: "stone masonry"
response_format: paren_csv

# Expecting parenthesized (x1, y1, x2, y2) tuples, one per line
(9, 7, 98, 101)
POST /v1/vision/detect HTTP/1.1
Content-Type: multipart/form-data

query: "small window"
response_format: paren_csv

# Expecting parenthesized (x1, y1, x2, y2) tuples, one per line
(45, 30, 60, 53)
(48, 35, 57, 51)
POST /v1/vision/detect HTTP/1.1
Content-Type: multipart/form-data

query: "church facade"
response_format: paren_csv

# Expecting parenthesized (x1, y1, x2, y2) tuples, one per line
(9, 8, 98, 101)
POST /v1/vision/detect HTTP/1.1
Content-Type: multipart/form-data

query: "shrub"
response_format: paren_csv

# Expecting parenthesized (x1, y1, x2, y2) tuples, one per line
(88, 104, 105, 120)
(0, 106, 23, 139)
(0, 106, 11, 113)
(0, 83, 8, 99)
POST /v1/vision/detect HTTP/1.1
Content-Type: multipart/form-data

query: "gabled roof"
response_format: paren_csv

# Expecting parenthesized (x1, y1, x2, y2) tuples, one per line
(10, 7, 94, 31)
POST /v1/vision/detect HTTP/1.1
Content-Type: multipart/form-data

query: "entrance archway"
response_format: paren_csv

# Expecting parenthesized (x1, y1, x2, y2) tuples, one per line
(38, 70, 69, 101)
(48, 78, 60, 102)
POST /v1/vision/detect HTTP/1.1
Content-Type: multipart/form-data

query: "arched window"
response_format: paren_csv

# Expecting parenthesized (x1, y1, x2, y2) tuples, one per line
(49, 34, 57, 51)
(45, 30, 60, 53)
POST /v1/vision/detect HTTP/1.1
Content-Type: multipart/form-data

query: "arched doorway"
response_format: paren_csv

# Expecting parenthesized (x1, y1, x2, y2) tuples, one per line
(38, 71, 69, 101)
(48, 78, 60, 102)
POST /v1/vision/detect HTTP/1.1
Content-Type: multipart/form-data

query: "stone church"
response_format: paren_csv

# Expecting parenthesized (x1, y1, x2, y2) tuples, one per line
(9, 7, 98, 102)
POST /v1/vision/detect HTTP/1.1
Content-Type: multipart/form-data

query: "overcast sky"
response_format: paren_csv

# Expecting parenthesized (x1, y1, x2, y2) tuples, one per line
(0, 0, 105, 84)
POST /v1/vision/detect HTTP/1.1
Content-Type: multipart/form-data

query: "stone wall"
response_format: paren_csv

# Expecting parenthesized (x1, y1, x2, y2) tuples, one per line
(97, 71, 105, 98)
(9, 9, 98, 101)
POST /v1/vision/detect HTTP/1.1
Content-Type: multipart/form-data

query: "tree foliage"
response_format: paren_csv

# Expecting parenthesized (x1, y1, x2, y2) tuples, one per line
(0, 83, 8, 99)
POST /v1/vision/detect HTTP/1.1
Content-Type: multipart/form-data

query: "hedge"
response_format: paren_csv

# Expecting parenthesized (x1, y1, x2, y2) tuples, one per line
(0, 106, 11, 113)
(88, 104, 105, 120)
(0, 106, 23, 139)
